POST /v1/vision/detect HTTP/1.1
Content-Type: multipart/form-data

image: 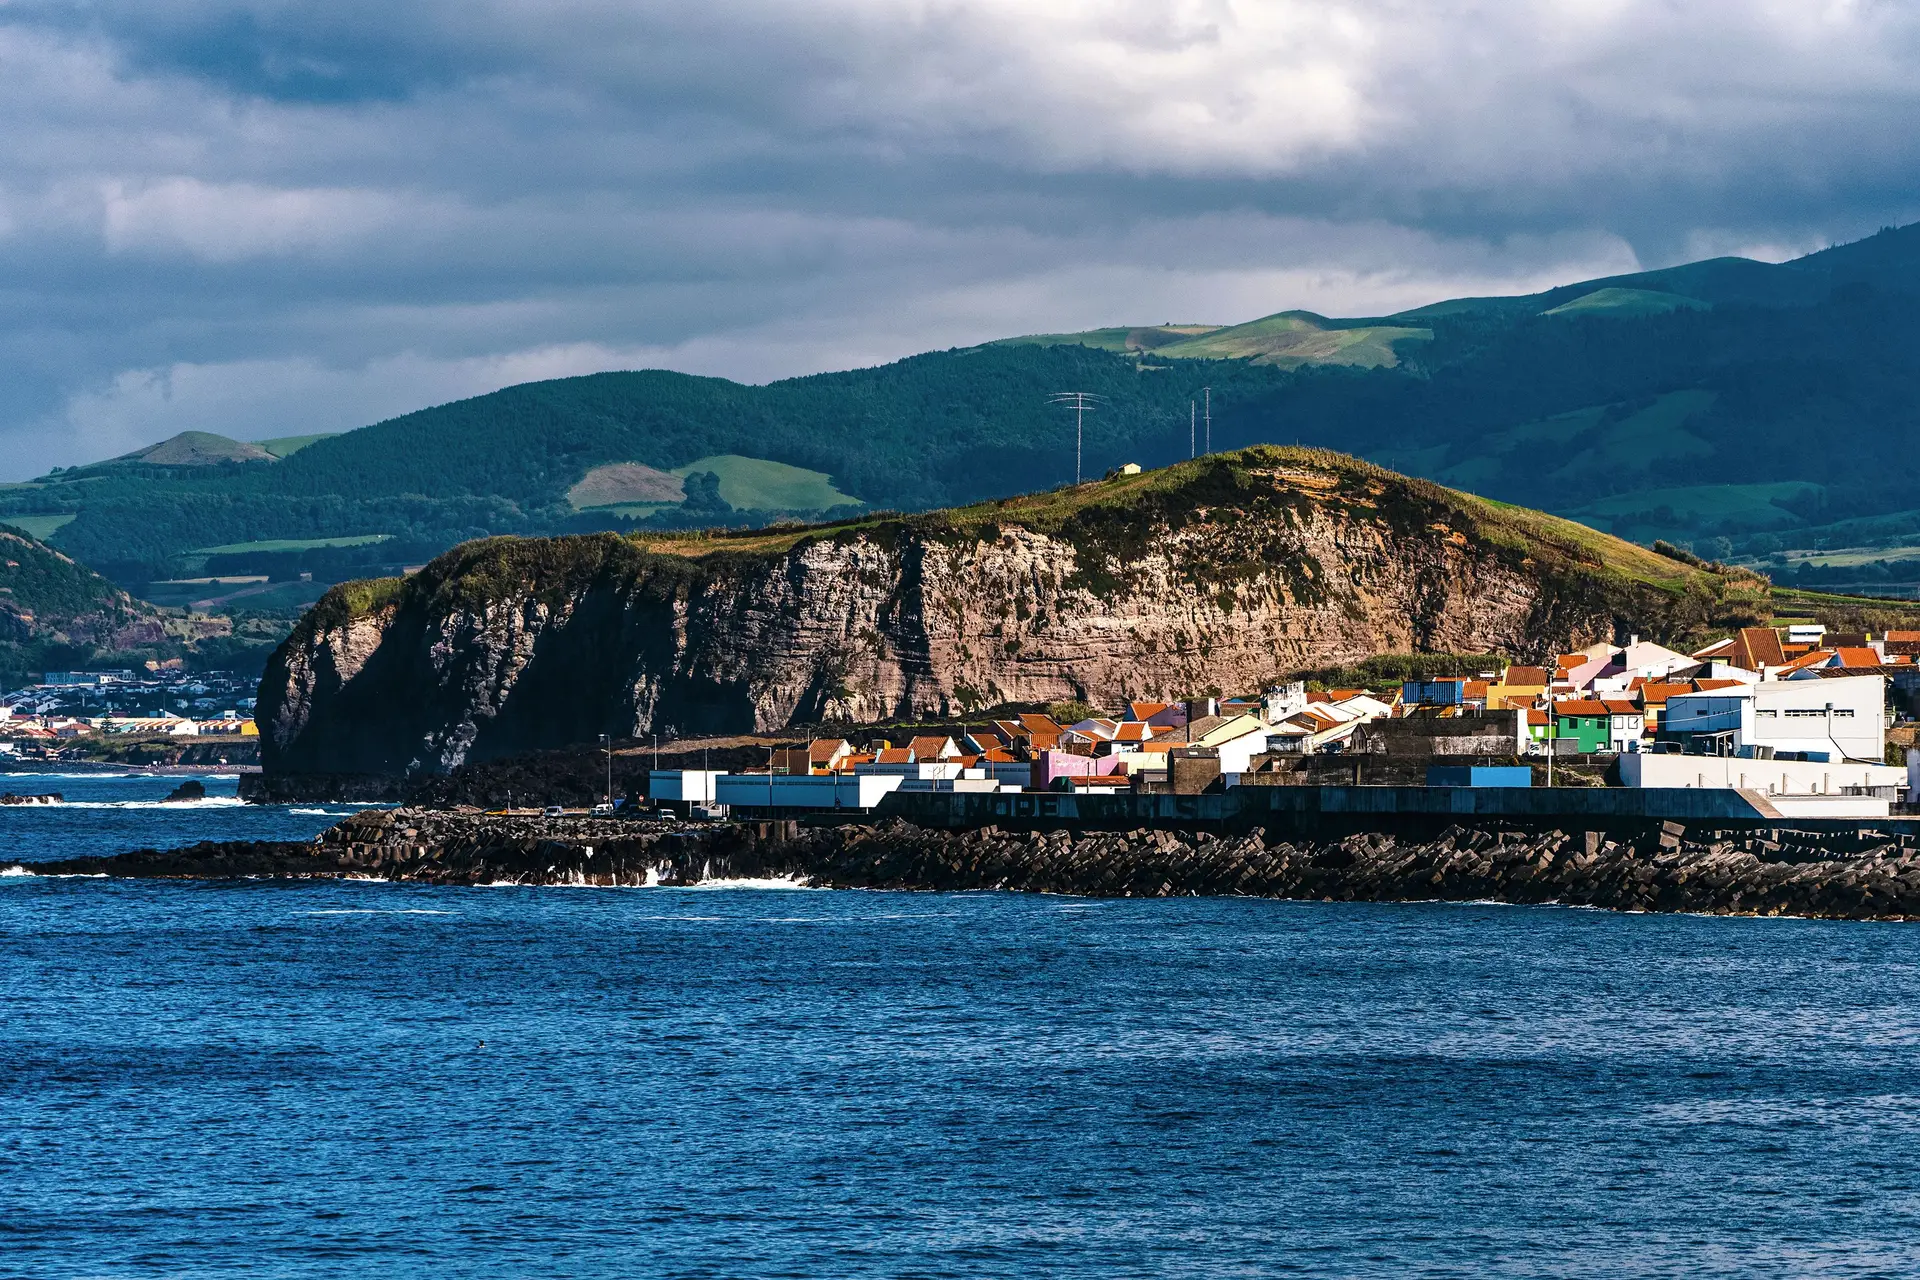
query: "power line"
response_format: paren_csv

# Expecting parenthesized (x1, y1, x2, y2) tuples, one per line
(1048, 391, 1103, 484)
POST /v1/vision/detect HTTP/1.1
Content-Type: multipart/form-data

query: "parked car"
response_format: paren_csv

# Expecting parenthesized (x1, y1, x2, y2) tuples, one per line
(688, 804, 724, 822)
(590, 803, 615, 817)
(543, 805, 564, 818)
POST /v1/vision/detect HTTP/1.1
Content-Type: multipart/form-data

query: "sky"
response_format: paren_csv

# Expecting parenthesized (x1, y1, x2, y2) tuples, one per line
(3, 0, 1919, 479)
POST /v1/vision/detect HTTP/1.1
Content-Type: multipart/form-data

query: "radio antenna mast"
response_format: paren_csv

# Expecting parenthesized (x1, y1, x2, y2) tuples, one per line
(1203, 386, 1212, 454)
(1048, 391, 1103, 484)
(1190, 400, 1196, 459)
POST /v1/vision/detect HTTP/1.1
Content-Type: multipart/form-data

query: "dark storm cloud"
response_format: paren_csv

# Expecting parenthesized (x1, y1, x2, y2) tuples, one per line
(3, 1, 1919, 476)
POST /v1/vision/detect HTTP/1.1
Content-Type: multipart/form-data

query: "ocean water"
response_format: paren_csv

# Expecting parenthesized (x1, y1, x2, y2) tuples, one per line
(6, 778, 1920, 1277)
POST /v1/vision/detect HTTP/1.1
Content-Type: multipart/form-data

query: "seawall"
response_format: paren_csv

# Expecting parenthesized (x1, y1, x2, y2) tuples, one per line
(20, 807, 1920, 920)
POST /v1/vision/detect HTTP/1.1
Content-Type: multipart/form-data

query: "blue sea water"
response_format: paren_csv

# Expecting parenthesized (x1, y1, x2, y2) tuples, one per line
(6, 776, 1920, 1277)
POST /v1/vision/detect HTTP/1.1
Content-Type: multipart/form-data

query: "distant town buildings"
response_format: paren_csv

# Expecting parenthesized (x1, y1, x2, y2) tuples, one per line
(0, 670, 258, 758)
(648, 621, 1919, 818)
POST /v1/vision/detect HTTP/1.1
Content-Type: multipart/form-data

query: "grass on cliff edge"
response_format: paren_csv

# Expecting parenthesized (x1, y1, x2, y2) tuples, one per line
(626, 446, 1726, 593)
(300, 446, 1766, 635)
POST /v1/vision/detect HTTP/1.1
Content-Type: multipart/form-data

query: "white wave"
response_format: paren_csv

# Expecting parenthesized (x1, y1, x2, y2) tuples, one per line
(686, 875, 815, 891)
(35, 797, 246, 810)
(1, 864, 33, 877)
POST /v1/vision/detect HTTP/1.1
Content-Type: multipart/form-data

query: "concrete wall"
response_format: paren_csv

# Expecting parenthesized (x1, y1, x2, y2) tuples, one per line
(878, 783, 1920, 829)
(1618, 753, 1905, 796)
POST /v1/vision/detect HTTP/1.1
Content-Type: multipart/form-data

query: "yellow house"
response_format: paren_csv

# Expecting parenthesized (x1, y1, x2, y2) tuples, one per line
(1484, 665, 1549, 711)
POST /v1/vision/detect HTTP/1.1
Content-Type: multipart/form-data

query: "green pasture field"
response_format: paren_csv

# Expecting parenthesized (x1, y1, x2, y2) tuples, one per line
(3, 513, 77, 540)
(670, 455, 863, 513)
(194, 534, 393, 555)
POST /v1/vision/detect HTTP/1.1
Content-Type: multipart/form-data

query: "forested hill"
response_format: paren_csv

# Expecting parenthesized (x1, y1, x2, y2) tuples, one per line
(9, 219, 1920, 601)
(8, 345, 1292, 584)
(0, 524, 246, 686)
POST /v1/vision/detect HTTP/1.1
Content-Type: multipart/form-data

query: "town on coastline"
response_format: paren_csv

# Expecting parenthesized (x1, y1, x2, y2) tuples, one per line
(644, 622, 1920, 822)
(0, 667, 259, 768)
(7, 623, 1919, 820)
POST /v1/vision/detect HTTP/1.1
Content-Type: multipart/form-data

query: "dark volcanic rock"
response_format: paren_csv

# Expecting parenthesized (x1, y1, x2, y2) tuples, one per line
(161, 780, 206, 803)
(18, 809, 1920, 921)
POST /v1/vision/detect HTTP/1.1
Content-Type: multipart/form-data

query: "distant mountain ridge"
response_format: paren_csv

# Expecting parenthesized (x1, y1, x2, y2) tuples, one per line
(9, 220, 1920, 604)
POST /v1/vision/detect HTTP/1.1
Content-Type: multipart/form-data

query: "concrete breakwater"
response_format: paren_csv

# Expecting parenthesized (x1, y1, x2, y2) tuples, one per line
(19, 808, 1920, 920)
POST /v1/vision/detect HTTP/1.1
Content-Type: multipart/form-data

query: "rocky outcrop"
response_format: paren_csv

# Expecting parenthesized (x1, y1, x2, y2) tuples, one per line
(24, 809, 1920, 920)
(258, 448, 1763, 778)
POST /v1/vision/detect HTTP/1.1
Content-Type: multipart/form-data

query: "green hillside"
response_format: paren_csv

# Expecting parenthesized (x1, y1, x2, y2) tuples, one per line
(1151, 312, 1430, 368)
(999, 311, 1430, 369)
(992, 324, 1221, 353)
(13, 220, 1920, 608)
(1542, 287, 1712, 318)
(0, 524, 275, 685)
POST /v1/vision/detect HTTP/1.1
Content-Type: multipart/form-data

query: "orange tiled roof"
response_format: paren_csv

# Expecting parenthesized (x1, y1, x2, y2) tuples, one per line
(1553, 699, 1610, 716)
(1502, 667, 1550, 686)
(1737, 626, 1787, 669)
(1775, 649, 1835, 674)
(1835, 647, 1882, 668)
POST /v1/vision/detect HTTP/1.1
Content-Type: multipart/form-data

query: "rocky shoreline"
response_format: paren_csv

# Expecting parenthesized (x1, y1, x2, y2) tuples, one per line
(18, 808, 1920, 920)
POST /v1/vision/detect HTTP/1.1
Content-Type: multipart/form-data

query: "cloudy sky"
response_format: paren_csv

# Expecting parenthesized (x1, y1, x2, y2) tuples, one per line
(3, 0, 1918, 478)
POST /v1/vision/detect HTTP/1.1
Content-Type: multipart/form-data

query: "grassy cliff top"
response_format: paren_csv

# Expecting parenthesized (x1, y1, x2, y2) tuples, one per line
(627, 446, 1735, 593)
(295, 447, 1770, 658)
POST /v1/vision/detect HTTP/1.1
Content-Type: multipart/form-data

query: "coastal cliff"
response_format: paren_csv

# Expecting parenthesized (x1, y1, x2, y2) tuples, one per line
(258, 448, 1764, 777)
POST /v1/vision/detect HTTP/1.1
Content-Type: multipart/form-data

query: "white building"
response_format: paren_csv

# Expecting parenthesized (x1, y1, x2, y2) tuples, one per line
(1619, 753, 1906, 800)
(1662, 674, 1886, 763)
(715, 773, 905, 812)
(649, 770, 724, 805)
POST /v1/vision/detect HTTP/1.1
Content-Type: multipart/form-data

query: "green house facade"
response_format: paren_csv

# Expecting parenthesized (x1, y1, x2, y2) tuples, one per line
(1551, 711, 1611, 753)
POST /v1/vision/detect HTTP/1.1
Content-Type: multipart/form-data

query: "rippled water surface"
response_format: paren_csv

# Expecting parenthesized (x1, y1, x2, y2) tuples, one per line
(6, 777, 1920, 1277)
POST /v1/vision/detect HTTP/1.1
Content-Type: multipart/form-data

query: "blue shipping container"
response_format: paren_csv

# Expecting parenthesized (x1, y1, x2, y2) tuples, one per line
(1426, 766, 1533, 788)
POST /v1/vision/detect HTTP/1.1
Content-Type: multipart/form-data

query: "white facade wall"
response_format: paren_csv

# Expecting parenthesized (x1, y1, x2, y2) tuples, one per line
(855, 761, 967, 780)
(1753, 675, 1886, 762)
(1619, 754, 1906, 795)
(1212, 730, 1271, 777)
(649, 770, 724, 804)
(1664, 675, 1887, 763)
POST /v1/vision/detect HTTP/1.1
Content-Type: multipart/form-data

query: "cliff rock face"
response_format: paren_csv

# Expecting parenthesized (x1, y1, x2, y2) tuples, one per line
(259, 449, 1761, 776)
